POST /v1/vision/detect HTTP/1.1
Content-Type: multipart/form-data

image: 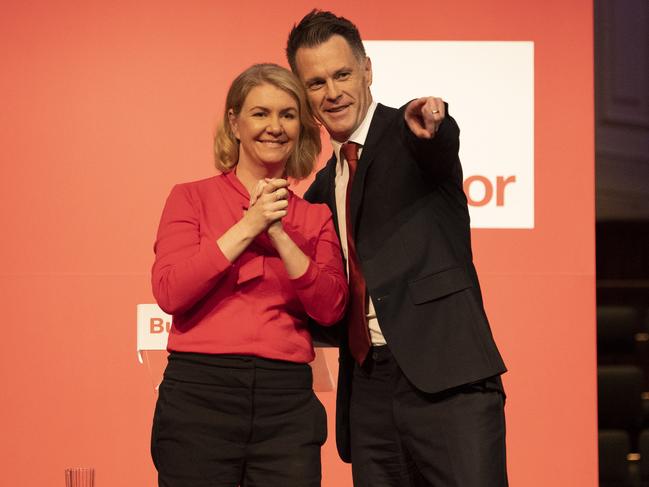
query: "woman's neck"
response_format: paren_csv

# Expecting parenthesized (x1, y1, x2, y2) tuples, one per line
(235, 159, 285, 195)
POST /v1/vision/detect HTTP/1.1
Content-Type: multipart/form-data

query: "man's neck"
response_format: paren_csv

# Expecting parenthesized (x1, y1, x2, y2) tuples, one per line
(332, 101, 378, 147)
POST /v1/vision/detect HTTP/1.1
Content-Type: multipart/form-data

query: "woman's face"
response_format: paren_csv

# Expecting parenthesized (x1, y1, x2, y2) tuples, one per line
(230, 83, 300, 171)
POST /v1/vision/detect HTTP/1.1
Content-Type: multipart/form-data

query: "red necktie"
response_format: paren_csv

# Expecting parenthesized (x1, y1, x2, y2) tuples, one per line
(341, 142, 371, 365)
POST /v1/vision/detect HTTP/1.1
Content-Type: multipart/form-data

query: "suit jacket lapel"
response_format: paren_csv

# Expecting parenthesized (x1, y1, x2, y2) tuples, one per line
(349, 104, 392, 240)
(323, 153, 341, 241)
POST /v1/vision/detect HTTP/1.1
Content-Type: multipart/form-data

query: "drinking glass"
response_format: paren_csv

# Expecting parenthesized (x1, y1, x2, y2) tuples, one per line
(65, 467, 94, 487)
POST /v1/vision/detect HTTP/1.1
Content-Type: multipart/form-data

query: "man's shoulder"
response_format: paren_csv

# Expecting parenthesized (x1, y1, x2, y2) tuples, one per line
(304, 156, 335, 203)
(288, 193, 332, 222)
(368, 103, 409, 135)
(372, 103, 401, 123)
(363, 103, 407, 148)
(376, 102, 400, 113)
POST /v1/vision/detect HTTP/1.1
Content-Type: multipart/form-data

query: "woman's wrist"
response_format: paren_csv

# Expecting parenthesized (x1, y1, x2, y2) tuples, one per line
(267, 222, 286, 242)
(239, 211, 264, 239)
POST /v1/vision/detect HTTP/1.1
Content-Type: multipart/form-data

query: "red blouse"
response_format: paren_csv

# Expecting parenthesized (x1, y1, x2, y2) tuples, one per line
(152, 172, 348, 363)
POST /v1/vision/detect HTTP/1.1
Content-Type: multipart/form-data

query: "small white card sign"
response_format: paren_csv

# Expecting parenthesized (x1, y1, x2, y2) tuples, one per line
(136, 303, 171, 363)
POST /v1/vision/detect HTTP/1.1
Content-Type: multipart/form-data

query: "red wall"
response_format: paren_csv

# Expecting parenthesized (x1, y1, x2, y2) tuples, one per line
(0, 1, 595, 485)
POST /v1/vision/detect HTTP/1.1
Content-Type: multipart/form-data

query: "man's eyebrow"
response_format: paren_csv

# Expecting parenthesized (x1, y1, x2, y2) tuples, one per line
(304, 75, 324, 84)
(305, 67, 352, 84)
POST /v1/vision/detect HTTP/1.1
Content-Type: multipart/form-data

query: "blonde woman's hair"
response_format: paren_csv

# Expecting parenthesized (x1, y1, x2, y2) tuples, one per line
(214, 63, 321, 180)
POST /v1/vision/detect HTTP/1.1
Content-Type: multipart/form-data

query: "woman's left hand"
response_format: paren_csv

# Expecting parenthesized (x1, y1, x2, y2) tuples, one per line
(251, 179, 309, 278)
(250, 178, 289, 239)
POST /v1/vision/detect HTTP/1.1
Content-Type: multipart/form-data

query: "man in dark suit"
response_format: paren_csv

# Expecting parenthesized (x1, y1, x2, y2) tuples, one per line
(287, 10, 508, 486)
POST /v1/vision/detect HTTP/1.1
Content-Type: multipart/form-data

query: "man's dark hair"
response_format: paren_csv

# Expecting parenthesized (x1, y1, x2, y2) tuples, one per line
(286, 10, 366, 73)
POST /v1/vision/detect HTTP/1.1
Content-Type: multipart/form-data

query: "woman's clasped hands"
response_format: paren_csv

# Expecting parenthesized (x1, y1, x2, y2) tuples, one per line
(245, 178, 290, 237)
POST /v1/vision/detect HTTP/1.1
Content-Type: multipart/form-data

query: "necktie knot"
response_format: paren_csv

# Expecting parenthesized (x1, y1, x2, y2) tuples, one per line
(342, 142, 359, 166)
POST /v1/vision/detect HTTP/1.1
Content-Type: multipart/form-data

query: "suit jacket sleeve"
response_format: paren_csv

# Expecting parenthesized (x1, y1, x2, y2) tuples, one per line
(399, 102, 462, 184)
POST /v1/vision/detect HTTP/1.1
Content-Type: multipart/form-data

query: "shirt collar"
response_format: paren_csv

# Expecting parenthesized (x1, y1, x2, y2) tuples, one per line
(332, 101, 378, 172)
(223, 169, 249, 201)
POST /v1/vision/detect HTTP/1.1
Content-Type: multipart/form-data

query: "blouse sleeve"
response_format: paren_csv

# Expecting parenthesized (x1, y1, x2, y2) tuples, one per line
(151, 184, 233, 315)
(289, 207, 348, 326)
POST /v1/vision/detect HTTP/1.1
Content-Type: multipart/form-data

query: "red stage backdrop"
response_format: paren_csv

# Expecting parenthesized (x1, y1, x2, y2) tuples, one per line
(0, 1, 595, 485)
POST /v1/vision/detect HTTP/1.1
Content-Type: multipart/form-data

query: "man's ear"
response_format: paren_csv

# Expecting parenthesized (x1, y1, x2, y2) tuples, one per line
(364, 56, 373, 87)
(228, 109, 239, 139)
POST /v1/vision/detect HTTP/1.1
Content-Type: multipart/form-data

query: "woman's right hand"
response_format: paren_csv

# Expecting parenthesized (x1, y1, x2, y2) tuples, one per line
(243, 178, 289, 236)
(215, 178, 289, 263)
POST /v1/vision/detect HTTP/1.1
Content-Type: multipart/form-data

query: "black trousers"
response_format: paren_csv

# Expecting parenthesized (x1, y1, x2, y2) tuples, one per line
(350, 346, 508, 487)
(151, 352, 327, 487)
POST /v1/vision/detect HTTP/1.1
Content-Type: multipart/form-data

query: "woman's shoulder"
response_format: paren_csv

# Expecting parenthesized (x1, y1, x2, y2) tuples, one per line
(291, 191, 330, 212)
(168, 174, 229, 199)
(174, 174, 224, 191)
(289, 192, 333, 226)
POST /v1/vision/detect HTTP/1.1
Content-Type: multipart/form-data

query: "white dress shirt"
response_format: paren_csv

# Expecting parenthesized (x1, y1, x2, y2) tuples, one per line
(330, 101, 386, 346)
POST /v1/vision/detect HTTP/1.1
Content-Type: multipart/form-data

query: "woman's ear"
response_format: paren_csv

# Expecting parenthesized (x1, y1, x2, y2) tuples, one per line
(228, 109, 240, 140)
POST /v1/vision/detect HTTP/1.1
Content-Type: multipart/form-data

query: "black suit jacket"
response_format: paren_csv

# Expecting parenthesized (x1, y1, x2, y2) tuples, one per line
(305, 103, 507, 462)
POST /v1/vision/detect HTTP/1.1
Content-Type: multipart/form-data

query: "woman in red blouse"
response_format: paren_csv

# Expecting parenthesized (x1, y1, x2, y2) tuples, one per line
(150, 64, 348, 487)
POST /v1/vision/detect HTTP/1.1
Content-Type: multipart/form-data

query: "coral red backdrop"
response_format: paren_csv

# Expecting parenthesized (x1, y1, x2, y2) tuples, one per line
(0, 1, 595, 485)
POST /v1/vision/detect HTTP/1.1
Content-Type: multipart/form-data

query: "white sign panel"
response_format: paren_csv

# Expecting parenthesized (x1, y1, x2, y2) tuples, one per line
(136, 303, 171, 362)
(365, 41, 534, 229)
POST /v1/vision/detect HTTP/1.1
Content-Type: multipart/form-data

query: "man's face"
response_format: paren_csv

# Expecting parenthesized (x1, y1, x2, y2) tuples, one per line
(294, 35, 372, 143)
